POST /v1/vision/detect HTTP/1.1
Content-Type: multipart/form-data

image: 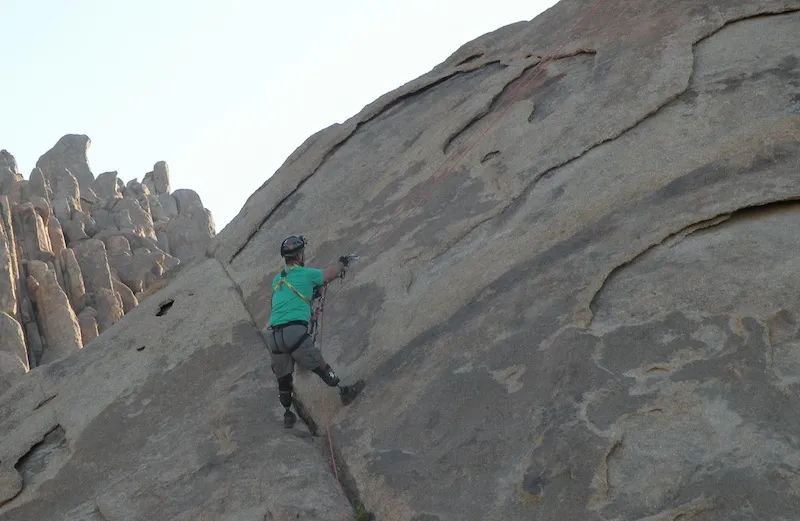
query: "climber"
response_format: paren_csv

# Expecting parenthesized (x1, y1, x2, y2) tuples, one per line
(265, 235, 366, 428)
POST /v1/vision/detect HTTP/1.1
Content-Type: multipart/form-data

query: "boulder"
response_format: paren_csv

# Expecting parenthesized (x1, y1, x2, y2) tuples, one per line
(0, 223, 16, 316)
(0, 150, 18, 176)
(0, 312, 27, 376)
(92, 171, 122, 203)
(152, 161, 171, 194)
(94, 287, 123, 333)
(29, 196, 50, 226)
(0, 167, 17, 198)
(59, 248, 86, 313)
(172, 188, 204, 216)
(77, 306, 99, 345)
(112, 278, 138, 314)
(111, 197, 155, 240)
(35, 134, 94, 192)
(106, 235, 166, 294)
(147, 194, 168, 223)
(157, 193, 179, 219)
(165, 211, 214, 264)
(14, 203, 53, 263)
(46, 218, 66, 257)
(60, 219, 89, 245)
(27, 168, 50, 201)
(26, 261, 81, 365)
(47, 169, 81, 217)
(71, 238, 113, 296)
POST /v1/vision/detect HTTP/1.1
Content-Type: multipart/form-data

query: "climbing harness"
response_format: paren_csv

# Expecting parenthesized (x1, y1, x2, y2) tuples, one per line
(268, 322, 310, 355)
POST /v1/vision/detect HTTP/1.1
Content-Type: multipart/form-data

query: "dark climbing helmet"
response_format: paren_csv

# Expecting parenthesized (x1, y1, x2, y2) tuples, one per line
(280, 235, 306, 258)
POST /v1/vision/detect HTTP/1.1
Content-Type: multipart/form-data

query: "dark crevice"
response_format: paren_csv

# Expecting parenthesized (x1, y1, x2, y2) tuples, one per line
(216, 257, 374, 519)
(481, 151, 501, 163)
(291, 396, 320, 436)
(14, 425, 67, 491)
(227, 61, 504, 264)
(326, 429, 376, 521)
(455, 53, 484, 66)
(603, 438, 623, 499)
(292, 394, 375, 519)
(155, 299, 174, 316)
(34, 393, 57, 410)
(214, 259, 376, 517)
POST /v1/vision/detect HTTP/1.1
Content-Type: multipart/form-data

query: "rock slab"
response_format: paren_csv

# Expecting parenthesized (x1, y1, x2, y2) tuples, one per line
(0, 259, 351, 521)
(211, 2, 800, 520)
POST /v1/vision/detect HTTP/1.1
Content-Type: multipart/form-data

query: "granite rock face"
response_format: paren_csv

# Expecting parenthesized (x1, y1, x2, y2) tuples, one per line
(209, 2, 800, 520)
(2, 1, 800, 520)
(0, 136, 215, 375)
(0, 260, 351, 520)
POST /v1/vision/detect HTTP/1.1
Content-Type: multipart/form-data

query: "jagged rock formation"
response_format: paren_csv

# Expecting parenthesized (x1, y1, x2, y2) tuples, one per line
(1, 1, 800, 520)
(0, 135, 214, 386)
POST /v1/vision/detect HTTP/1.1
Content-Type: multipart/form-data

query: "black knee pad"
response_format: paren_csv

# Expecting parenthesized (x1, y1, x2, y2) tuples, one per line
(313, 364, 340, 387)
(278, 374, 293, 408)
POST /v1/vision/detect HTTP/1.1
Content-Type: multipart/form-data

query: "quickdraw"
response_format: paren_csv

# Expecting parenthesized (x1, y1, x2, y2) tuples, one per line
(308, 284, 326, 343)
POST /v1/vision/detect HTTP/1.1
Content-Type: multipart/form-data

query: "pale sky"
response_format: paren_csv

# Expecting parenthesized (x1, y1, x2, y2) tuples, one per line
(2, 0, 557, 231)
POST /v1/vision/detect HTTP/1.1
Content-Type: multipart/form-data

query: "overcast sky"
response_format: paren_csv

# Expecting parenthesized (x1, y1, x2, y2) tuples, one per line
(1, 0, 557, 230)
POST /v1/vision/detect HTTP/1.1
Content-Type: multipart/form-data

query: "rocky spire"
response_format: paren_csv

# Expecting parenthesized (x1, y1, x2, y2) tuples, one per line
(0, 135, 215, 374)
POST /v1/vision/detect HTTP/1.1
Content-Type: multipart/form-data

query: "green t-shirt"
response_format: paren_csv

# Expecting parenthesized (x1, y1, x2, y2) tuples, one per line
(269, 265, 324, 326)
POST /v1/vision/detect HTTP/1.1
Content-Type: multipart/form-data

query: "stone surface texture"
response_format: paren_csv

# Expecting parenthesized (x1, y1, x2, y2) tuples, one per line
(0, 136, 214, 375)
(2, 1, 800, 520)
(207, 2, 800, 520)
(0, 260, 351, 520)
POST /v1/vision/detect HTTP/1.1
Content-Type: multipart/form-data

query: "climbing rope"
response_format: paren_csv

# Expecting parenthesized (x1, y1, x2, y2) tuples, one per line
(314, 293, 351, 521)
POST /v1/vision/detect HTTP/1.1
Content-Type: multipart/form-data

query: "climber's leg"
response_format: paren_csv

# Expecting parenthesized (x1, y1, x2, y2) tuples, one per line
(277, 373, 296, 428)
(265, 326, 298, 428)
(312, 363, 341, 387)
(288, 328, 340, 386)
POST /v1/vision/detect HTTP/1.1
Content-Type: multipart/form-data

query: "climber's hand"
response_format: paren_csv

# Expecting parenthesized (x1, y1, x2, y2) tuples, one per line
(339, 253, 359, 267)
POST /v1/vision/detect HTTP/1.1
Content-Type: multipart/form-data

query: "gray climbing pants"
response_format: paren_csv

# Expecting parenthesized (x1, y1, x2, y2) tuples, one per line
(264, 322, 326, 378)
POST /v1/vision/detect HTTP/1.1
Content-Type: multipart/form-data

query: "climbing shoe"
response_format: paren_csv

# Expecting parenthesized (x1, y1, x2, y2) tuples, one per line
(283, 410, 297, 429)
(340, 379, 366, 406)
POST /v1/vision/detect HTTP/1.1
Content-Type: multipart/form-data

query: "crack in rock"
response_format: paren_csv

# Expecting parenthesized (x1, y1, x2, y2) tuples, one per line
(581, 197, 800, 328)
(588, 436, 623, 509)
(499, 7, 800, 245)
(441, 50, 596, 155)
(225, 60, 505, 264)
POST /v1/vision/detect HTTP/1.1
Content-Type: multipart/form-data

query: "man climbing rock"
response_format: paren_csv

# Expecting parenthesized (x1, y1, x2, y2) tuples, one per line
(265, 235, 366, 428)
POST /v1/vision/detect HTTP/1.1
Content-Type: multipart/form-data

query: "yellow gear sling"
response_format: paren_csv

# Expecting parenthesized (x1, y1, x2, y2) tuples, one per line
(272, 265, 311, 305)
